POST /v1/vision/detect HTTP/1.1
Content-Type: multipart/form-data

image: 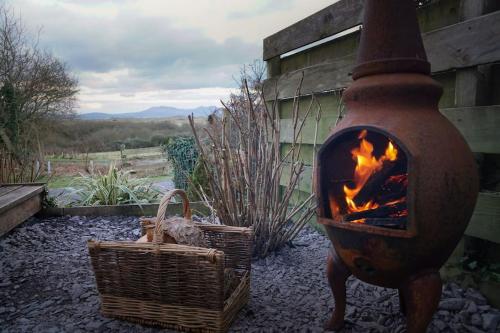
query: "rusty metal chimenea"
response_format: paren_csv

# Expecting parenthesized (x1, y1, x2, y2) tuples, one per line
(314, 1, 479, 332)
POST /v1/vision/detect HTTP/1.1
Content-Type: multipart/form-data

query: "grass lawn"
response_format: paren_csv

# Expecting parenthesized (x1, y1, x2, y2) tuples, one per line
(143, 175, 171, 183)
(41, 174, 172, 189)
(39, 175, 75, 189)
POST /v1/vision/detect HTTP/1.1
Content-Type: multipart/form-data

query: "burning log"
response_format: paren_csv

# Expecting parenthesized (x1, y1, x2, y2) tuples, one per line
(376, 187, 406, 205)
(352, 160, 397, 206)
(344, 201, 406, 222)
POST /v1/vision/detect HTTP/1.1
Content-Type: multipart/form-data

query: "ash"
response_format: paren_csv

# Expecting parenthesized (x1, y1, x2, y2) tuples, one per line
(0, 216, 499, 332)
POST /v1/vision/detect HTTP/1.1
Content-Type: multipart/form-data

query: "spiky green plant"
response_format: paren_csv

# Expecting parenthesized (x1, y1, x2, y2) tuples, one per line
(70, 164, 160, 206)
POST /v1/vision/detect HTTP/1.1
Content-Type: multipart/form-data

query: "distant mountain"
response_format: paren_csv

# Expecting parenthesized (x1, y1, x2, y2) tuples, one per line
(79, 106, 218, 120)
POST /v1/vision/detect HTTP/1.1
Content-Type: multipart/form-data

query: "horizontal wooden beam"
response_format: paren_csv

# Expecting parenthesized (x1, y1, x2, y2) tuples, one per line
(280, 115, 338, 145)
(0, 185, 44, 215)
(263, 56, 353, 100)
(465, 192, 500, 244)
(264, 10, 500, 100)
(263, 0, 363, 60)
(280, 164, 313, 192)
(279, 105, 500, 154)
(425, 10, 500, 72)
(441, 105, 500, 153)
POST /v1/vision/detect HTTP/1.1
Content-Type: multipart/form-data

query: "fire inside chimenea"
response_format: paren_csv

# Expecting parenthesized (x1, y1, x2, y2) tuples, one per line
(323, 129, 409, 229)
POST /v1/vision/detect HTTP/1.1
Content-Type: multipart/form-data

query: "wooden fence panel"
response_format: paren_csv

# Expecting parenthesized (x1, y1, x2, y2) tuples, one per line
(264, 10, 500, 101)
(278, 106, 500, 154)
(263, 0, 363, 60)
(425, 11, 500, 72)
(264, 0, 500, 245)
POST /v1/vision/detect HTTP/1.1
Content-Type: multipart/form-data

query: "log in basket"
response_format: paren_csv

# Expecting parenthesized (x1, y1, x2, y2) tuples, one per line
(87, 189, 252, 333)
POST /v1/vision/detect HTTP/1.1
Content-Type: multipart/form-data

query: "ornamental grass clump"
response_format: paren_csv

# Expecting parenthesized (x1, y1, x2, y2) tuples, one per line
(189, 65, 322, 257)
(71, 164, 160, 206)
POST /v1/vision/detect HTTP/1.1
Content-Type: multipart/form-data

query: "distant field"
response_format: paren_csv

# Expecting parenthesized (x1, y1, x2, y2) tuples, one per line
(41, 117, 206, 154)
(44, 146, 171, 189)
(39, 116, 207, 189)
(48, 146, 165, 162)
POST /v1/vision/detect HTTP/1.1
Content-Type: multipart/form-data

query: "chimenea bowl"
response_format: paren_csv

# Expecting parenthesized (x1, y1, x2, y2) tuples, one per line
(314, 1, 479, 332)
(317, 73, 478, 286)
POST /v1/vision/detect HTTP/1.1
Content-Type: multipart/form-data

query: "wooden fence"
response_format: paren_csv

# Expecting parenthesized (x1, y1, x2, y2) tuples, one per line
(263, 0, 500, 244)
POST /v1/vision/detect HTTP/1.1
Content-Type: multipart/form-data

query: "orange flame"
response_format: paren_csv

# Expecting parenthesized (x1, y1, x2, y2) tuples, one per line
(343, 130, 398, 213)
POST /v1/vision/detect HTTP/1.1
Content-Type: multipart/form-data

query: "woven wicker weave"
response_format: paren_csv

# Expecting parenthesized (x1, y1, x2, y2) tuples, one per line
(87, 190, 252, 333)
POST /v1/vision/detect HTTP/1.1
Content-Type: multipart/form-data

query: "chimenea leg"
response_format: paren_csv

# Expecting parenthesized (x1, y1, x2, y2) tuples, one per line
(325, 249, 351, 331)
(398, 288, 406, 315)
(400, 271, 442, 333)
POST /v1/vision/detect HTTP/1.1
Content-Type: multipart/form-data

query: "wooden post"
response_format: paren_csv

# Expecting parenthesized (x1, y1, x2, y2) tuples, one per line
(266, 56, 281, 79)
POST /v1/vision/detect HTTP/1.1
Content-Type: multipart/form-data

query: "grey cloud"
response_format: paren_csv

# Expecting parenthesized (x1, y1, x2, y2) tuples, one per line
(227, 0, 295, 20)
(23, 2, 260, 89)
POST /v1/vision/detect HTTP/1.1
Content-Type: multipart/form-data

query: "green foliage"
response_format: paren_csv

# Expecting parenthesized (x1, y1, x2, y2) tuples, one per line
(187, 158, 211, 201)
(42, 189, 58, 208)
(460, 256, 500, 284)
(70, 164, 160, 206)
(150, 134, 170, 146)
(0, 81, 20, 148)
(165, 136, 198, 190)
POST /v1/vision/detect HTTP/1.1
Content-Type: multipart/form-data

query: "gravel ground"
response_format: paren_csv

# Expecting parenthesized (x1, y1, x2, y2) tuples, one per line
(0, 216, 499, 333)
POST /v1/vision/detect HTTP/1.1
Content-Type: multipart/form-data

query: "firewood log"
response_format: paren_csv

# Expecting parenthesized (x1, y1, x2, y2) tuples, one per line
(344, 201, 407, 222)
(157, 217, 207, 247)
(353, 160, 396, 206)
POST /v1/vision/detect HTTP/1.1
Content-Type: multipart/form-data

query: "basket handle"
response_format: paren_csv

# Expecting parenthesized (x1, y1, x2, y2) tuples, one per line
(153, 189, 192, 243)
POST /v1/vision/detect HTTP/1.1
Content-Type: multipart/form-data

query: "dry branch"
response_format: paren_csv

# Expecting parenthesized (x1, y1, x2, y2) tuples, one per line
(189, 73, 321, 257)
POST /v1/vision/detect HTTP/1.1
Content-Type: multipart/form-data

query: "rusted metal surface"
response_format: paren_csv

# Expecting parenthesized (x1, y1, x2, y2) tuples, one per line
(352, 0, 429, 79)
(315, 0, 479, 332)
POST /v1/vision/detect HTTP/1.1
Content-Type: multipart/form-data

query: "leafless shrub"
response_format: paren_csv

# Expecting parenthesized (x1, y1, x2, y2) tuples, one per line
(189, 66, 322, 257)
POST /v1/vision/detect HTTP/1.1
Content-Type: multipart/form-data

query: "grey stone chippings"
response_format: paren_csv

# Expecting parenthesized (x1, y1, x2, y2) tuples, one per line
(0, 216, 499, 332)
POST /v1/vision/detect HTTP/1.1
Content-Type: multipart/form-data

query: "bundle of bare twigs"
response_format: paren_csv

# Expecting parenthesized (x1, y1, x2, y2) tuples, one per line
(189, 75, 322, 257)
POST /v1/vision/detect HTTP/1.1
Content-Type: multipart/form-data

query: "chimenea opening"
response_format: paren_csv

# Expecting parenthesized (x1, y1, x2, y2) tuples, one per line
(319, 127, 409, 230)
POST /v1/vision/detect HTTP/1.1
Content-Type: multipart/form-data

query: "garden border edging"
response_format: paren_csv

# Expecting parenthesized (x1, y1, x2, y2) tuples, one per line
(39, 202, 210, 217)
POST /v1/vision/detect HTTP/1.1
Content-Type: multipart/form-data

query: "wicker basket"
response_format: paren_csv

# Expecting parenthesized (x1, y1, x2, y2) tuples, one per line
(87, 189, 252, 333)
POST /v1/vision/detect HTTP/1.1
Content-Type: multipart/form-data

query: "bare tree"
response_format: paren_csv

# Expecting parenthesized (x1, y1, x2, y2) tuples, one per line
(0, 5, 77, 181)
(0, 5, 78, 181)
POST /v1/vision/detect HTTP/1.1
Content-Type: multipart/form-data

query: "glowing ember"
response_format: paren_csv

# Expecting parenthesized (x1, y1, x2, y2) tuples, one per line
(386, 174, 408, 186)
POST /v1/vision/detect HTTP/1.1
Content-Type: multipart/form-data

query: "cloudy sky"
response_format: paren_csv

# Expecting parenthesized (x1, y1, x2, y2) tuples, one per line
(10, 0, 335, 114)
